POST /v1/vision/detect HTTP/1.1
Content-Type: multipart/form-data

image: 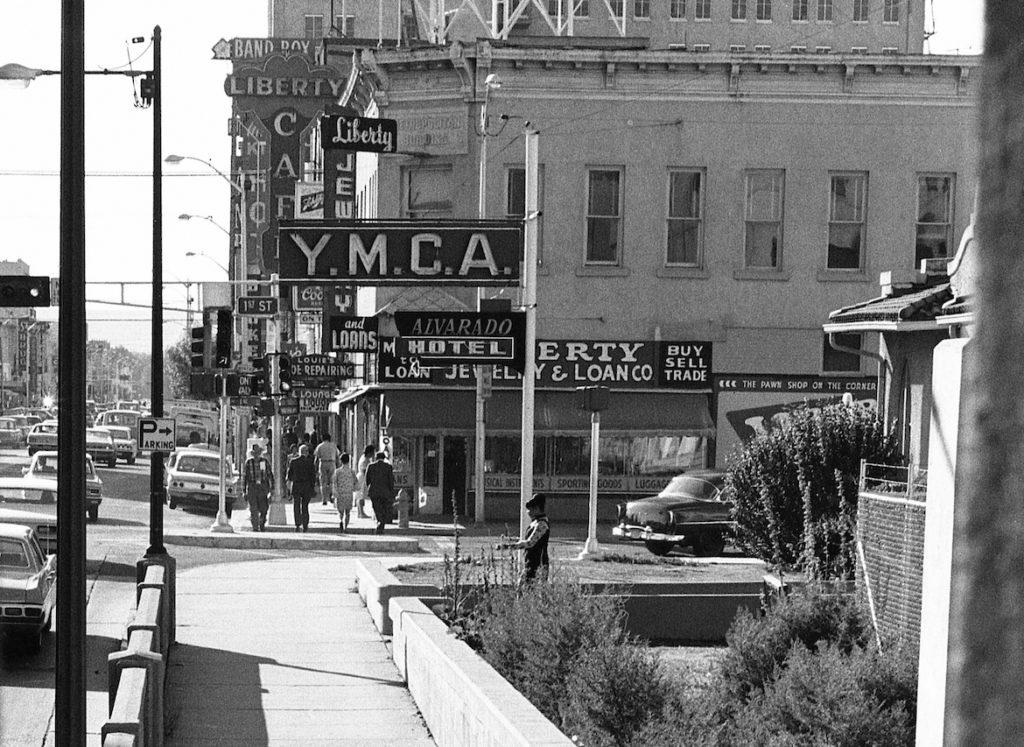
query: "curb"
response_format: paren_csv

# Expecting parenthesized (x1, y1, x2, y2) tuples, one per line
(163, 528, 421, 552)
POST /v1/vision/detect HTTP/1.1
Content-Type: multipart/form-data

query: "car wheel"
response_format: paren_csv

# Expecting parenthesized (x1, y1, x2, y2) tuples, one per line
(87, 505, 99, 522)
(695, 530, 726, 557)
(644, 540, 675, 557)
(168, 498, 177, 510)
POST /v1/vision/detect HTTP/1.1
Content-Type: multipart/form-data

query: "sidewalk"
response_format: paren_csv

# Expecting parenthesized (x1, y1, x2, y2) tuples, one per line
(164, 556, 436, 746)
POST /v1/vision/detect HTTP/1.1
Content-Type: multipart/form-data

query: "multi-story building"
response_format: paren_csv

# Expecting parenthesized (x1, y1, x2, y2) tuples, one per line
(0, 260, 56, 409)
(223, 2, 977, 521)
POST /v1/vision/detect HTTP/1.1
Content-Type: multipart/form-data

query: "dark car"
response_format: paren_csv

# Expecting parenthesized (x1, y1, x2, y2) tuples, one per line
(613, 470, 734, 556)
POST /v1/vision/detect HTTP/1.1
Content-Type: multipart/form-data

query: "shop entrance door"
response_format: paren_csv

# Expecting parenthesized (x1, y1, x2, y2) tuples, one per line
(442, 436, 467, 517)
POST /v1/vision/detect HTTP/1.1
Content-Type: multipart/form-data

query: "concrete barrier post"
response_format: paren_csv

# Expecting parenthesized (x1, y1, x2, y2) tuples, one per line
(129, 587, 167, 657)
(108, 630, 165, 747)
(136, 554, 176, 646)
(101, 667, 147, 746)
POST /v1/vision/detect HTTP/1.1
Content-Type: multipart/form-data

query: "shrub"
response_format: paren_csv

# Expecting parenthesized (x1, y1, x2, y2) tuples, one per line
(718, 585, 871, 701)
(727, 402, 903, 576)
(562, 642, 670, 747)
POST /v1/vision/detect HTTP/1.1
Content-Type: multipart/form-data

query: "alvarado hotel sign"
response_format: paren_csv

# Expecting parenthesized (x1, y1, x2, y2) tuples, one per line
(277, 219, 522, 286)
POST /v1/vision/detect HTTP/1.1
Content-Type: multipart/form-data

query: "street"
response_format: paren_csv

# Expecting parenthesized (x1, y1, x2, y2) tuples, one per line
(0, 447, 290, 745)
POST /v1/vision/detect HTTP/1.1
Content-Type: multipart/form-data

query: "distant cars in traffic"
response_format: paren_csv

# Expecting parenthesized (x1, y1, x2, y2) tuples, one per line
(96, 425, 138, 464)
(20, 451, 104, 521)
(0, 417, 25, 448)
(0, 523, 57, 652)
(26, 420, 58, 455)
(613, 470, 735, 557)
(86, 428, 117, 468)
(0, 507, 57, 554)
(165, 445, 238, 512)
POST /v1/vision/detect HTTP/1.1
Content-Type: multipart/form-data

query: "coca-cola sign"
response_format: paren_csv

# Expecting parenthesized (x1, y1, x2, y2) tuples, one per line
(292, 283, 323, 311)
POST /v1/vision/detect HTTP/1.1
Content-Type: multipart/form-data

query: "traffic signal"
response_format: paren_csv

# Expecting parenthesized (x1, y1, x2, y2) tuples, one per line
(190, 326, 208, 370)
(250, 357, 267, 395)
(214, 309, 232, 369)
(0, 276, 51, 307)
(278, 354, 293, 393)
(213, 373, 240, 397)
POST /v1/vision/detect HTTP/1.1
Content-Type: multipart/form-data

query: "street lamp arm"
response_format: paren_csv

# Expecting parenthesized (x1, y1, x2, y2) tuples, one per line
(165, 154, 242, 195)
(179, 213, 230, 236)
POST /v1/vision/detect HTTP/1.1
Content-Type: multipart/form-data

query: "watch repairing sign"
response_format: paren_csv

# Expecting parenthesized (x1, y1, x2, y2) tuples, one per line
(393, 311, 527, 373)
(291, 354, 356, 384)
(277, 219, 522, 286)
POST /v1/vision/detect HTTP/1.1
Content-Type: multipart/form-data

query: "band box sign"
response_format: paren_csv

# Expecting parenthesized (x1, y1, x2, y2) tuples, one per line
(277, 219, 522, 286)
(321, 113, 397, 153)
(393, 311, 527, 373)
(326, 315, 378, 354)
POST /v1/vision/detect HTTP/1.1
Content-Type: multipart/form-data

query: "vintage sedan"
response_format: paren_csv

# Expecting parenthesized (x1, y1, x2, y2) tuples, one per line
(613, 470, 734, 557)
(0, 507, 57, 555)
(0, 523, 57, 652)
(26, 419, 59, 455)
(21, 451, 104, 521)
(165, 446, 239, 512)
(86, 427, 118, 468)
(0, 417, 25, 448)
(96, 425, 138, 464)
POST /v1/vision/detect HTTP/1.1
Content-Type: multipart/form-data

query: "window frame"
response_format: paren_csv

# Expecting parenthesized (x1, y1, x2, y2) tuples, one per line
(633, 0, 651, 18)
(506, 165, 545, 266)
(333, 14, 356, 35)
(816, 0, 832, 21)
(695, 0, 711, 20)
(826, 172, 868, 271)
(670, 0, 687, 19)
(401, 164, 455, 219)
(883, 0, 899, 23)
(731, 0, 747, 21)
(574, 0, 590, 18)
(915, 173, 955, 264)
(853, 0, 869, 22)
(792, 0, 809, 21)
(304, 14, 325, 38)
(755, 0, 772, 21)
(585, 167, 624, 266)
(743, 169, 785, 270)
(665, 168, 706, 268)
(823, 332, 863, 374)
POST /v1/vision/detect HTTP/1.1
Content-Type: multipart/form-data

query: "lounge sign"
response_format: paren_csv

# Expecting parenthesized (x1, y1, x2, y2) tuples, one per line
(321, 114, 397, 153)
(278, 220, 522, 286)
(393, 311, 527, 373)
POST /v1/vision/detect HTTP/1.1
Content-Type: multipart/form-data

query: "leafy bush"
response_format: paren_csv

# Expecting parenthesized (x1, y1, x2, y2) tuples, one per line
(727, 402, 903, 576)
(719, 584, 871, 701)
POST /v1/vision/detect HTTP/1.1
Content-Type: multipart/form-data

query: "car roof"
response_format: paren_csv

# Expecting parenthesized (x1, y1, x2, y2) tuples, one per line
(0, 522, 34, 539)
(30, 450, 97, 465)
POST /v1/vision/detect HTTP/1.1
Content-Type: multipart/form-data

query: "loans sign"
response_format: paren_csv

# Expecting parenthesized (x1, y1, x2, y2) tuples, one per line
(277, 220, 521, 286)
(393, 311, 527, 373)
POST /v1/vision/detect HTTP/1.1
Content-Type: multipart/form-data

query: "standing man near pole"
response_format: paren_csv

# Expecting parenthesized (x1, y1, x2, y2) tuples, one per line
(242, 442, 273, 532)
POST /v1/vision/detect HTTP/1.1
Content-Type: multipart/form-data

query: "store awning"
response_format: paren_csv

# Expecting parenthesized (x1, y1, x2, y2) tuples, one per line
(329, 385, 379, 415)
(381, 389, 714, 436)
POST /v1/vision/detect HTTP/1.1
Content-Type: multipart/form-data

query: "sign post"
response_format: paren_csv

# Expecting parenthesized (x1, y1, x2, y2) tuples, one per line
(576, 386, 610, 559)
(211, 375, 234, 533)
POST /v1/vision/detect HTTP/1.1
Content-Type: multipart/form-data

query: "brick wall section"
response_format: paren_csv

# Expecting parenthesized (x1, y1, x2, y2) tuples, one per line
(856, 492, 927, 648)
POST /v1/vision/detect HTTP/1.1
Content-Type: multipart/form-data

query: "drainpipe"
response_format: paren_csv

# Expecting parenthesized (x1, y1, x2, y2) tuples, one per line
(828, 332, 892, 418)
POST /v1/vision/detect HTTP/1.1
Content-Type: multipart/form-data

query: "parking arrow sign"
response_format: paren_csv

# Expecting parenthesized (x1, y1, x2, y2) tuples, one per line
(139, 417, 176, 452)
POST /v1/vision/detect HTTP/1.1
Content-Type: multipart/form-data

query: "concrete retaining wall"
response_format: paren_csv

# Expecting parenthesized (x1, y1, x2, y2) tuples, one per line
(390, 596, 573, 747)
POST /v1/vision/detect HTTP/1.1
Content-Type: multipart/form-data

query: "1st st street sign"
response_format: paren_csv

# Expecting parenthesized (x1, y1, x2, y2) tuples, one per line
(277, 219, 522, 286)
(237, 296, 279, 316)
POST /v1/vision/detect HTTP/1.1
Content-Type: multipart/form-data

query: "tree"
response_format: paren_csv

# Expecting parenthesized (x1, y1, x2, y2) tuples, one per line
(165, 333, 191, 400)
(727, 402, 902, 579)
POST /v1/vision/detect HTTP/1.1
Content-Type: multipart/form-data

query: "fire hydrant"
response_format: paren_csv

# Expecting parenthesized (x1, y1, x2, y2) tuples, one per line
(395, 488, 411, 528)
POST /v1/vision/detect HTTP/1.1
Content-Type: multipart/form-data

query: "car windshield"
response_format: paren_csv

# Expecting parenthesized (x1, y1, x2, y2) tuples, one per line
(32, 455, 97, 478)
(659, 475, 723, 500)
(176, 455, 220, 476)
(0, 538, 29, 568)
(34, 423, 58, 434)
(0, 419, 17, 430)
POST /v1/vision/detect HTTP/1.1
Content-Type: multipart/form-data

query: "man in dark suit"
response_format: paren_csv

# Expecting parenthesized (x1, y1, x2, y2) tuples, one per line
(364, 451, 395, 534)
(286, 443, 317, 532)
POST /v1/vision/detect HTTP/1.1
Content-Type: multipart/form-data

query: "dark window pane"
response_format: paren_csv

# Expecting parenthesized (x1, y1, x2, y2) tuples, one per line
(828, 224, 862, 269)
(668, 221, 700, 264)
(823, 333, 861, 372)
(745, 223, 780, 267)
(587, 217, 620, 262)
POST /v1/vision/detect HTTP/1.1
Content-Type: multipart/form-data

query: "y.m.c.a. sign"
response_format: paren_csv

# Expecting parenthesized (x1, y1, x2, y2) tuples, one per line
(277, 219, 521, 286)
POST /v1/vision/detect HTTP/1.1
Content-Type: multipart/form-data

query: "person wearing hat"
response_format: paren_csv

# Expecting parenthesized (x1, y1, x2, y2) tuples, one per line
(364, 450, 396, 534)
(506, 493, 550, 581)
(242, 442, 274, 532)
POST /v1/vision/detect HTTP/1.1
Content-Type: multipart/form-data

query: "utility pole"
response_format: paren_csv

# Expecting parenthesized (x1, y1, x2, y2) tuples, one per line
(519, 128, 539, 538)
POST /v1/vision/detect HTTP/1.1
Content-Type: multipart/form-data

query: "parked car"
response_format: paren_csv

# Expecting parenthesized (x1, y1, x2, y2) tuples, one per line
(86, 427, 117, 468)
(96, 425, 138, 464)
(0, 417, 25, 448)
(12, 453, 104, 522)
(612, 470, 734, 557)
(0, 507, 57, 554)
(26, 420, 58, 456)
(165, 446, 239, 512)
(0, 523, 56, 652)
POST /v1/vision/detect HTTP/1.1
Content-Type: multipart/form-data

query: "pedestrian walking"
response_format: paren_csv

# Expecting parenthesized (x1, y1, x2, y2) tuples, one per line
(313, 432, 341, 505)
(355, 444, 375, 519)
(331, 452, 358, 532)
(364, 451, 395, 534)
(242, 442, 274, 532)
(504, 493, 550, 581)
(286, 443, 317, 532)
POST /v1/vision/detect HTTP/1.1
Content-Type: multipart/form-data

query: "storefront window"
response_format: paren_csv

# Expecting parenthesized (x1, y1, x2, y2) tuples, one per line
(628, 436, 706, 474)
(423, 435, 439, 486)
(485, 436, 545, 474)
(392, 434, 412, 474)
(599, 436, 630, 475)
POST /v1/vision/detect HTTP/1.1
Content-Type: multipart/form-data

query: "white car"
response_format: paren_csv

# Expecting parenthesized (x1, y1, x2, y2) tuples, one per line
(97, 425, 139, 464)
(15, 454, 104, 522)
(0, 523, 56, 652)
(26, 420, 58, 456)
(0, 506, 58, 554)
(165, 446, 239, 512)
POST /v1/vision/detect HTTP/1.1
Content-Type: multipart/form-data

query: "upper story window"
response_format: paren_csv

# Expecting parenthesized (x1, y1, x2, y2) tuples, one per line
(792, 0, 808, 21)
(883, 0, 899, 22)
(695, 0, 712, 20)
(670, 0, 687, 19)
(634, 0, 651, 18)
(507, 166, 545, 265)
(585, 168, 623, 265)
(828, 173, 867, 270)
(853, 0, 869, 22)
(575, 0, 590, 18)
(744, 170, 784, 269)
(732, 0, 747, 20)
(756, 0, 772, 21)
(916, 174, 955, 263)
(403, 165, 453, 218)
(666, 169, 705, 267)
(333, 15, 356, 35)
(610, 0, 624, 15)
(304, 14, 324, 38)
(817, 0, 832, 21)
(823, 332, 862, 373)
